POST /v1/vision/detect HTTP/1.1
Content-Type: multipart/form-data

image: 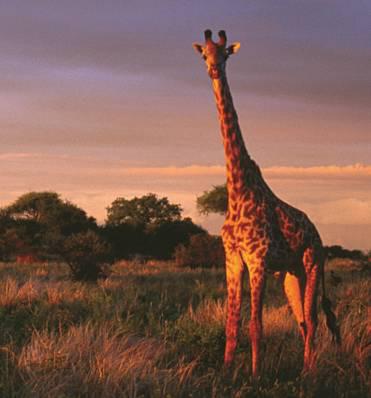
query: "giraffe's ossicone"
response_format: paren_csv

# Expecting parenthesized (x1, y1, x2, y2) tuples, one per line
(193, 29, 340, 378)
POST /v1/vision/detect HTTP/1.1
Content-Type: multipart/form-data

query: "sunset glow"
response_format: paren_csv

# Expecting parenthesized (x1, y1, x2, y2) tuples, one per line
(1, 1, 370, 250)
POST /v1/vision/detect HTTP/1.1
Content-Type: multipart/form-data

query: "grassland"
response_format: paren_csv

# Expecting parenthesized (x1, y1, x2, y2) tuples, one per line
(0, 259, 369, 397)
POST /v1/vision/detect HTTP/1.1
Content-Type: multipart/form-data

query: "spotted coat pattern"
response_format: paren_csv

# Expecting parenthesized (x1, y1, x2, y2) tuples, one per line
(193, 30, 333, 377)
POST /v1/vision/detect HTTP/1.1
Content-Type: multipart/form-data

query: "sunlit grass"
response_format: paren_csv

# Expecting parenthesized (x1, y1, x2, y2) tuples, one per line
(18, 324, 167, 397)
(0, 259, 369, 397)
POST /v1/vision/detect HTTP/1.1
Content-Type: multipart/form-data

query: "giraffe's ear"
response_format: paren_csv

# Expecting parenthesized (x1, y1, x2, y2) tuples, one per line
(192, 43, 204, 55)
(227, 42, 241, 55)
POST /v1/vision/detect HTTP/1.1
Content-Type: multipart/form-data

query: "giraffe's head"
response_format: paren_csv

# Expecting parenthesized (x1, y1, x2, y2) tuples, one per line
(193, 30, 240, 79)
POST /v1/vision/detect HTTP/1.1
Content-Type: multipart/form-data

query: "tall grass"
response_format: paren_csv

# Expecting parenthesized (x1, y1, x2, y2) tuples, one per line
(0, 260, 369, 397)
(18, 324, 168, 397)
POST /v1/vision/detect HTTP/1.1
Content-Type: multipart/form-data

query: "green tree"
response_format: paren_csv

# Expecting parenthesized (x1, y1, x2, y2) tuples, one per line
(105, 195, 207, 260)
(0, 208, 42, 260)
(62, 230, 112, 281)
(106, 193, 182, 226)
(5, 192, 96, 234)
(147, 217, 206, 260)
(102, 223, 148, 260)
(324, 245, 365, 260)
(2, 191, 97, 258)
(5, 191, 61, 222)
(0, 218, 22, 261)
(174, 233, 225, 268)
(197, 184, 227, 215)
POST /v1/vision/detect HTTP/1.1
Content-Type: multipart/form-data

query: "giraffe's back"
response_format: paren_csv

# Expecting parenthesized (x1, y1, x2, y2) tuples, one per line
(222, 191, 322, 272)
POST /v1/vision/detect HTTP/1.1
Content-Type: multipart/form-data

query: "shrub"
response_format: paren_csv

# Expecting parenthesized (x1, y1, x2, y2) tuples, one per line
(324, 245, 365, 260)
(147, 218, 206, 260)
(174, 234, 225, 268)
(62, 230, 112, 281)
(102, 223, 147, 260)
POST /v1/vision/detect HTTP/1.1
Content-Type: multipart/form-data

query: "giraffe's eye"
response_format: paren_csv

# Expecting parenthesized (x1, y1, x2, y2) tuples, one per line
(202, 55, 207, 60)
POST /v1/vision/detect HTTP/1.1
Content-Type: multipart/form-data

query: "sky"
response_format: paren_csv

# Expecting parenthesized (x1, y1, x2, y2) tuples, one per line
(1, 0, 370, 250)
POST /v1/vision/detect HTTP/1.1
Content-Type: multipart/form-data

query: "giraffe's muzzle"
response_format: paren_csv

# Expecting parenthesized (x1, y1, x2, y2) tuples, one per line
(208, 65, 223, 79)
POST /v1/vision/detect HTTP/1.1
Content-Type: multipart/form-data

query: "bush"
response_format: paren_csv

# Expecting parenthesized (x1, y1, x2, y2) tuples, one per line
(61, 230, 112, 281)
(147, 218, 206, 260)
(1, 192, 98, 261)
(174, 234, 225, 268)
(102, 223, 147, 260)
(103, 218, 205, 261)
(324, 245, 365, 260)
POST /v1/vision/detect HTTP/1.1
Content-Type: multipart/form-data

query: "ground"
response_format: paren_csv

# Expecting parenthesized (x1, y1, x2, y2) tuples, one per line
(0, 258, 369, 397)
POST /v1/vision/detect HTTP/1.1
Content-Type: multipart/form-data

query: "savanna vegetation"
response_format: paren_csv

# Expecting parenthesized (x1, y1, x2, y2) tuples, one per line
(0, 191, 369, 396)
(0, 257, 369, 397)
(0, 192, 212, 280)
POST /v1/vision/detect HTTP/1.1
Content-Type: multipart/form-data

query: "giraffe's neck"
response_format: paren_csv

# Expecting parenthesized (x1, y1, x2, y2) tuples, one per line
(212, 74, 256, 204)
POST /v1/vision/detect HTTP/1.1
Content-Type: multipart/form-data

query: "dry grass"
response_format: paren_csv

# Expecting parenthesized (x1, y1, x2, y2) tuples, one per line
(0, 259, 369, 397)
(0, 277, 42, 308)
(187, 298, 226, 325)
(263, 304, 298, 338)
(18, 323, 166, 397)
(16, 322, 206, 397)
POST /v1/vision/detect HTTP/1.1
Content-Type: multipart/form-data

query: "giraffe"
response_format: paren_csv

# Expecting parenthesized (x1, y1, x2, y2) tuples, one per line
(193, 30, 340, 377)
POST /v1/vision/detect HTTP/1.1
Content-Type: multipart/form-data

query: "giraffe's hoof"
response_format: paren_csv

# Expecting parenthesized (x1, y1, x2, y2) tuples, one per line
(223, 360, 232, 369)
(222, 362, 234, 379)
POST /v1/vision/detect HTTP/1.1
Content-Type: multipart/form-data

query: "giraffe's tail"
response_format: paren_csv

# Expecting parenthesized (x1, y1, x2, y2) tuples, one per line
(321, 258, 341, 345)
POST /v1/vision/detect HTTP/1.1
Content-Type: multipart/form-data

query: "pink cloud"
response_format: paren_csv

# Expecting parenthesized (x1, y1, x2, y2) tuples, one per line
(105, 163, 371, 179)
(263, 164, 371, 180)
(0, 153, 41, 160)
(1, 155, 370, 249)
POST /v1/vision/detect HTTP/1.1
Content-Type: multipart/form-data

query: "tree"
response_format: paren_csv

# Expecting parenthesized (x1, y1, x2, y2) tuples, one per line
(324, 245, 365, 260)
(0, 225, 21, 261)
(147, 217, 206, 259)
(0, 208, 42, 260)
(106, 193, 182, 226)
(105, 194, 207, 260)
(174, 233, 225, 268)
(5, 192, 96, 234)
(2, 191, 97, 258)
(62, 230, 112, 281)
(197, 184, 227, 215)
(5, 191, 60, 222)
(102, 223, 148, 260)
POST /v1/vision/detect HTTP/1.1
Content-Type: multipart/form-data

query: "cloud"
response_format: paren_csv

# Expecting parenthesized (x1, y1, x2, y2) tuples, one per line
(98, 163, 371, 180)
(304, 198, 371, 225)
(3, 153, 370, 177)
(263, 164, 371, 180)
(1, 1, 370, 171)
(1, 0, 370, 110)
(105, 165, 224, 177)
(0, 153, 40, 160)
(2, 153, 370, 180)
(1, 0, 370, 249)
(1, 152, 370, 248)
(317, 223, 371, 251)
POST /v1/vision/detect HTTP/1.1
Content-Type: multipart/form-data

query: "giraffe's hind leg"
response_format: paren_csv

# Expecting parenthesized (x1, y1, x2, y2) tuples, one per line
(302, 248, 320, 371)
(224, 250, 244, 367)
(283, 272, 306, 341)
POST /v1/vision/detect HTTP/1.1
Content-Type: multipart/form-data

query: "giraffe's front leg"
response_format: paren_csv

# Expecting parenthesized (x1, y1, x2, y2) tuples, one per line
(224, 250, 244, 367)
(247, 260, 265, 377)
